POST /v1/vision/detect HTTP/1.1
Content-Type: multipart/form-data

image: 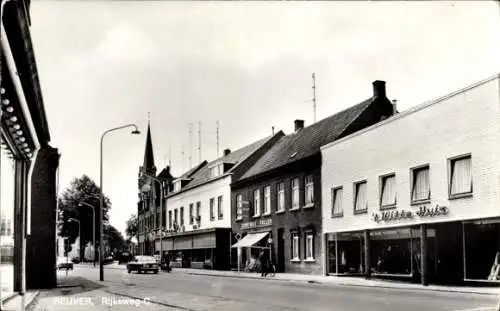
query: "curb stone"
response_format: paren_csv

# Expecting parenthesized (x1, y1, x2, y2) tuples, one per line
(186, 272, 499, 296)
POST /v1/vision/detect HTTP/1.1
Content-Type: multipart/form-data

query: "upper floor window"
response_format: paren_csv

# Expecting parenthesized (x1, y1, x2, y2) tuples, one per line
(277, 182, 285, 212)
(354, 181, 368, 214)
(253, 189, 261, 217)
(263, 186, 271, 215)
(173, 181, 181, 192)
(380, 174, 396, 209)
(411, 166, 430, 203)
(217, 195, 223, 220)
(168, 211, 172, 229)
(210, 164, 223, 178)
(331, 187, 343, 217)
(291, 178, 300, 209)
(174, 209, 178, 225)
(449, 155, 472, 198)
(305, 175, 314, 206)
(210, 198, 215, 221)
(196, 201, 201, 223)
(180, 207, 184, 226)
(236, 194, 243, 220)
(189, 204, 194, 224)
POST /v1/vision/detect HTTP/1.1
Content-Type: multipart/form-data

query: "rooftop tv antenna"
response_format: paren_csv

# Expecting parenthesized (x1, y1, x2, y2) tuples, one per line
(312, 73, 317, 123)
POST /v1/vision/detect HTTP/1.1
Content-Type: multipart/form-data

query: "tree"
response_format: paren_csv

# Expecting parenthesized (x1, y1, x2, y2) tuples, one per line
(125, 213, 138, 241)
(58, 175, 112, 261)
(104, 224, 125, 254)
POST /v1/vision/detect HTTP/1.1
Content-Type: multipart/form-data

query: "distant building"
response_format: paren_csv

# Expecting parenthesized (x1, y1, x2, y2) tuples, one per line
(321, 74, 500, 285)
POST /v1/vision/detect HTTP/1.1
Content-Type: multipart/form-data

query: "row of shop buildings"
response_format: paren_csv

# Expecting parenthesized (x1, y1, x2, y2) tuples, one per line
(1, 0, 60, 303)
(137, 73, 500, 286)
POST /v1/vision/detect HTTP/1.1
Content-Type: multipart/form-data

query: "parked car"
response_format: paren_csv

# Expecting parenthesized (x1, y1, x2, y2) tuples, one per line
(57, 256, 74, 270)
(117, 251, 134, 264)
(126, 256, 159, 274)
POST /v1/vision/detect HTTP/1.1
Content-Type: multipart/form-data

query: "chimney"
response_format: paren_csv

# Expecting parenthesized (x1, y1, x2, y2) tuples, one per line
(391, 99, 398, 114)
(372, 80, 386, 98)
(294, 120, 304, 132)
(223, 149, 231, 156)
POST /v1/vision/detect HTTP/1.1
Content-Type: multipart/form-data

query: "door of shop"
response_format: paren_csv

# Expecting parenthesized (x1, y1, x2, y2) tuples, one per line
(277, 228, 285, 273)
(433, 222, 464, 285)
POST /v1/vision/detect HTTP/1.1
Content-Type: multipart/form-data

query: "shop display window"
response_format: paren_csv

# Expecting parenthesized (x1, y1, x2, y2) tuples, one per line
(327, 232, 365, 274)
(463, 220, 500, 281)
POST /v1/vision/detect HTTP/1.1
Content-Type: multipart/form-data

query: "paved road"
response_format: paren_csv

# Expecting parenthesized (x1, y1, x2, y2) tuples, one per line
(67, 266, 499, 311)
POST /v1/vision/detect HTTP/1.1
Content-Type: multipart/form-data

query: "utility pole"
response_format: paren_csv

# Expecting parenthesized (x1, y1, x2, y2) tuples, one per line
(188, 123, 193, 169)
(312, 72, 317, 123)
(198, 122, 202, 163)
(216, 121, 219, 157)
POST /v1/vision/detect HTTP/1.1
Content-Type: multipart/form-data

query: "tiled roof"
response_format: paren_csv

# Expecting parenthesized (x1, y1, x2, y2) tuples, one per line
(239, 98, 373, 180)
(169, 135, 274, 195)
(177, 161, 208, 180)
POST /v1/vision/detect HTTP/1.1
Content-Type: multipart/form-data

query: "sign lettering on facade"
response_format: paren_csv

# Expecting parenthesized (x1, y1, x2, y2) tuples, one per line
(372, 205, 449, 223)
(241, 218, 272, 230)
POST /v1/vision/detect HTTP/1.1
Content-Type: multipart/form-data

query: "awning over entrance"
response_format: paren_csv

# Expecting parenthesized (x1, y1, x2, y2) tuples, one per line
(231, 232, 269, 248)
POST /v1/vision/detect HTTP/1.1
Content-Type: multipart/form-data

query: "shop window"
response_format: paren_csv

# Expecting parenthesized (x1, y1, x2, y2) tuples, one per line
(189, 204, 194, 224)
(210, 198, 215, 221)
(291, 178, 300, 209)
(411, 166, 430, 203)
(305, 232, 315, 260)
(327, 232, 365, 274)
(253, 189, 260, 217)
(354, 181, 367, 214)
(449, 155, 472, 198)
(305, 175, 314, 206)
(277, 182, 285, 212)
(168, 211, 172, 229)
(263, 186, 271, 215)
(291, 232, 300, 261)
(331, 187, 343, 217)
(217, 195, 223, 220)
(464, 220, 500, 281)
(236, 194, 243, 220)
(380, 174, 396, 209)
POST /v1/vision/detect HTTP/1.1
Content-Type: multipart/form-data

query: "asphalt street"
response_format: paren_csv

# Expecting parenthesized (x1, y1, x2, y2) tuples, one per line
(66, 266, 499, 311)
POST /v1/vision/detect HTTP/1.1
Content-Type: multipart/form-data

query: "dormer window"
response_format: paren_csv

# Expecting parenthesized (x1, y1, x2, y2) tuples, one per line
(210, 164, 223, 178)
(173, 181, 182, 192)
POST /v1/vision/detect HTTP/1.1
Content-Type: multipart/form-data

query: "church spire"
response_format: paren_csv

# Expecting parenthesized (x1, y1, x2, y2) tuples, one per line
(143, 115, 155, 171)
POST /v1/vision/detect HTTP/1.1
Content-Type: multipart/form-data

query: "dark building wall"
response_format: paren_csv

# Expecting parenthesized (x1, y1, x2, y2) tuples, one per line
(26, 146, 60, 289)
(231, 154, 323, 275)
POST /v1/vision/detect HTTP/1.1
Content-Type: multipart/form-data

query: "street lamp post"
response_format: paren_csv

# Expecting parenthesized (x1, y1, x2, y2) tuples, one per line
(99, 124, 141, 281)
(144, 175, 163, 263)
(78, 201, 96, 267)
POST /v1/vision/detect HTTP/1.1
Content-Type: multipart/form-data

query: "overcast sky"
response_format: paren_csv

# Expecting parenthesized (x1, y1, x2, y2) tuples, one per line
(28, 1, 500, 237)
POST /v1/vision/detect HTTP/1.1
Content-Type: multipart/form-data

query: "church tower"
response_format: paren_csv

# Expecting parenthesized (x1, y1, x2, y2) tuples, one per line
(138, 121, 157, 192)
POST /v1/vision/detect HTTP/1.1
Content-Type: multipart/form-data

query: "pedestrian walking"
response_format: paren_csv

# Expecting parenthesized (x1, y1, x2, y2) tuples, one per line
(259, 250, 268, 277)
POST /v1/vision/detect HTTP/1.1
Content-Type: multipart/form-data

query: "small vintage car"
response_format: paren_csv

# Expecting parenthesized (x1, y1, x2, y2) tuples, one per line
(126, 255, 159, 274)
(57, 256, 74, 270)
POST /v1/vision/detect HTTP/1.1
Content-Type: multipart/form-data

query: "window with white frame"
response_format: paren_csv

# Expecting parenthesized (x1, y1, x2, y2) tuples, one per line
(291, 178, 300, 209)
(189, 204, 194, 224)
(196, 201, 201, 222)
(210, 164, 223, 178)
(180, 207, 184, 226)
(331, 187, 343, 217)
(277, 182, 285, 212)
(253, 189, 260, 216)
(291, 232, 300, 261)
(411, 166, 430, 202)
(450, 155, 472, 197)
(305, 232, 314, 260)
(210, 198, 215, 220)
(263, 186, 271, 215)
(173, 181, 181, 192)
(236, 194, 243, 220)
(174, 209, 178, 227)
(217, 195, 223, 219)
(168, 211, 172, 229)
(354, 181, 368, 213)
(305, 175, 314, 206)
(380, 174, 396, 208)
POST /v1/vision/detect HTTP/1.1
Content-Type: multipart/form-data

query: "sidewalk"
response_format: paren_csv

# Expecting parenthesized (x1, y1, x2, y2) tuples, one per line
(24, 276, 176, 311)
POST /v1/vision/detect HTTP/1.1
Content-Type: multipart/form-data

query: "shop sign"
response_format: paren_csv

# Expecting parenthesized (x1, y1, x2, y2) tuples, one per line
(416, 205, 448, 217)
(241, 218, 273, 230)
(372, 210, 413, 223)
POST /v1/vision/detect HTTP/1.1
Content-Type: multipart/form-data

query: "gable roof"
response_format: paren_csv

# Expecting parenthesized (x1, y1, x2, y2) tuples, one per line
(168, 135, 275, 196)
(239, 98, 374, 180)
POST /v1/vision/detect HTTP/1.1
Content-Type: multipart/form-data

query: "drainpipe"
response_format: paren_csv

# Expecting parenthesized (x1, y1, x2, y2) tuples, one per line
(1, 3, 42, 299)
